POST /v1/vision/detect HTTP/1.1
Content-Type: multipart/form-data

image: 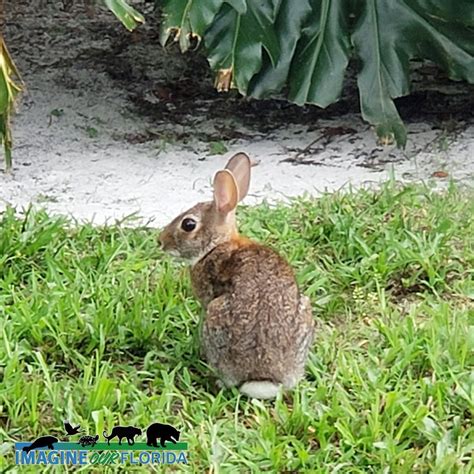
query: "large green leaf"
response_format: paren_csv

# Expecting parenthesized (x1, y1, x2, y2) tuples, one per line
(287, 0, 351, 107)
(204, 0, 281, 94)
(249, 0, 352, 107)
(247, 0, 313, 98)
(352, 0, 474, 146)
(351, 0, 408, 146)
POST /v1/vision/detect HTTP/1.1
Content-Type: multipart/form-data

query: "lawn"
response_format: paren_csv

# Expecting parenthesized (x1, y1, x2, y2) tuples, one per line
(0, 183, 473, 472)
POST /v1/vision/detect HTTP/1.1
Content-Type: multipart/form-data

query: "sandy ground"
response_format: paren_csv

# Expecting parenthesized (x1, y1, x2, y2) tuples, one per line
(1, 1, 473, 227)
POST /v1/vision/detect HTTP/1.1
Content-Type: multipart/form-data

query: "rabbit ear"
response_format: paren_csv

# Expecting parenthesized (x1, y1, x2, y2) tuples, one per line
(225, 152, 251, 201)
(213, 170, 238, 214)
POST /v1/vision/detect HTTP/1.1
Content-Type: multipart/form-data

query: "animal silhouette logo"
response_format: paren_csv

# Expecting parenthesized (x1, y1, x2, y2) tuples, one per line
(22, 435, 58, 453)
(103, 426, 142, 445)
(63, 420, 81, 436)
(146, 423, 180, 448)
(16, 419, 188, 466)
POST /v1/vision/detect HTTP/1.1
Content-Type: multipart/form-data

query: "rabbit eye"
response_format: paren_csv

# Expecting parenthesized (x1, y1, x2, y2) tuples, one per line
(181, 218, 197, 232)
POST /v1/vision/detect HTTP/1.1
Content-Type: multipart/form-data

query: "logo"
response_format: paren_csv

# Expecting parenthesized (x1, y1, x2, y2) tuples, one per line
(14, 420, 187, 466)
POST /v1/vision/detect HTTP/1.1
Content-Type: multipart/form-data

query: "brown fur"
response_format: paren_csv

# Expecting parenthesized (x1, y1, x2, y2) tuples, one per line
(159, 153, 315, 394)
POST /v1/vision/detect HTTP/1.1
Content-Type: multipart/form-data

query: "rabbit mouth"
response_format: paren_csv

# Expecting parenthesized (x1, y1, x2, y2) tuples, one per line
(165, 249, 198, 264)
(170, 252, 202, 266)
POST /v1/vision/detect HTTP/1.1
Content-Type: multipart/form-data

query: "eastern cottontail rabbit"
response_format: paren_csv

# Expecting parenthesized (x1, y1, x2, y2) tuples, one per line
(159, 153, 314, 399)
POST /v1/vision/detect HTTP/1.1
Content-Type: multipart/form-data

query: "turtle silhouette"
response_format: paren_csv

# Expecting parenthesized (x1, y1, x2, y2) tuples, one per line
(23, 436, 58, 453)
(78, 434, 99, 447)
(146, 423, 180, 448)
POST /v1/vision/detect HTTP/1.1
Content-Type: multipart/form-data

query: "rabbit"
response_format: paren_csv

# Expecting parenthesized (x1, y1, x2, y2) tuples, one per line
(159, 152, 315, 399)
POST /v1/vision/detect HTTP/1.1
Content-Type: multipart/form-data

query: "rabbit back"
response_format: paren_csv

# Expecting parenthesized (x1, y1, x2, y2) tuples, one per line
(192, 238, 314, 388)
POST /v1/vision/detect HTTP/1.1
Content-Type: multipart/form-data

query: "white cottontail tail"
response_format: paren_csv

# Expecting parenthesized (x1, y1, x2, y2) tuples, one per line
(160, 153, 314, 399)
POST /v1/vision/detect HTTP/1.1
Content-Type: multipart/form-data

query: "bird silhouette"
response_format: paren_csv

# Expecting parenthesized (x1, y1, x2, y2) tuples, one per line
(63, 420, 81, 436)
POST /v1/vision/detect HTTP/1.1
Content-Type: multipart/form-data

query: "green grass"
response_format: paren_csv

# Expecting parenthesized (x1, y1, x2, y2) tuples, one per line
(0, 182, 473, 472)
